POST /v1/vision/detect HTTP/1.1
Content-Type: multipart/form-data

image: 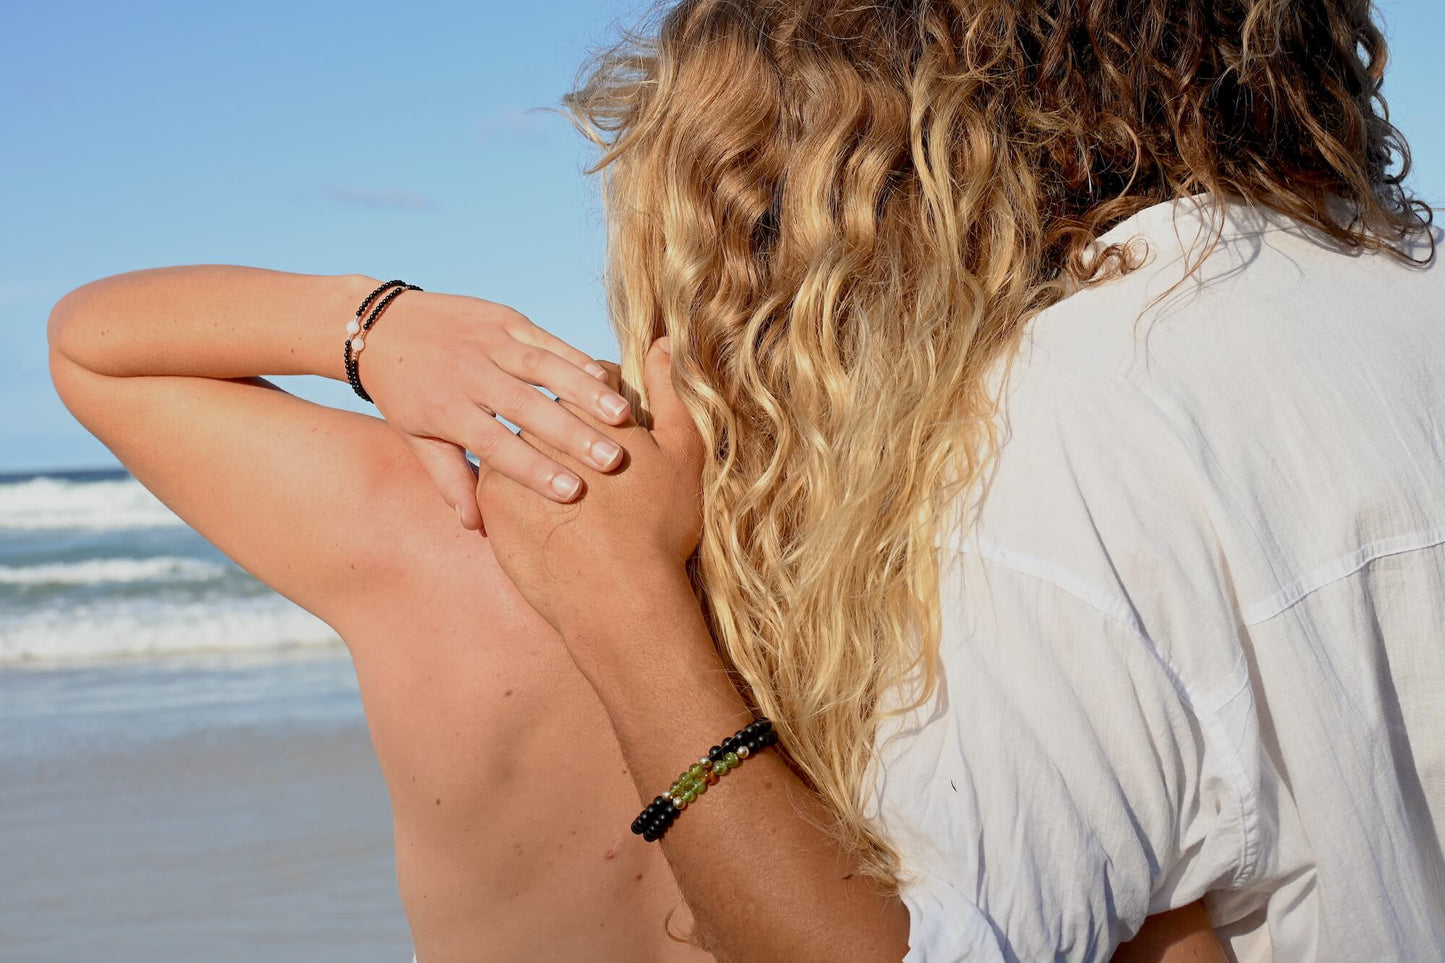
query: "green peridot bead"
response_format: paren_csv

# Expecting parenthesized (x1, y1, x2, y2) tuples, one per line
(723, 751, 740, 768)
(713, 761, 730, 776)
(692, 778, 708, 795)
(687, 763, 707, 779)
(681, 789, 698, 804)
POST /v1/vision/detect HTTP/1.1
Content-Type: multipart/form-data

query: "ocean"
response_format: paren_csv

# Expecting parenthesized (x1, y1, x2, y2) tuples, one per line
(0, 468, 412, 960)
(0, 467, 341, 664)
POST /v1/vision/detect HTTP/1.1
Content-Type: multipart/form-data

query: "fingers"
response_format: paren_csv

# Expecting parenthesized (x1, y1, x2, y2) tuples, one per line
(407, 434, 485, 530)
(506, 318, 619, 392)
(498, 340, 634, 427)
(481, 362, 629, 475)
(461, 406, 587, 504)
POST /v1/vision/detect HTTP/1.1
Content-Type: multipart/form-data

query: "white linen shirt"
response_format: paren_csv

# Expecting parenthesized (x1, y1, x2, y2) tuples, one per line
(863, 196, 1445, 961)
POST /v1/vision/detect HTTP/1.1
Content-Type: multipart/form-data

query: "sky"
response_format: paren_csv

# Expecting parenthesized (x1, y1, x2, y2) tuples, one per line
(5, 0, 1443, 473)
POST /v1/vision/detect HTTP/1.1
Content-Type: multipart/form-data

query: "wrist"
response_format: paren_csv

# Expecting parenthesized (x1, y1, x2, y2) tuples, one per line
(326, 273, 392, 384)
(561, 562, 713, 679)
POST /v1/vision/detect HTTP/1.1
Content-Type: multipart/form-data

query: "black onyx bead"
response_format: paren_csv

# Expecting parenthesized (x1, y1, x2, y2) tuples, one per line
(642, 829, 661, 842)
(653, 795, 669, 807)
(631, 821, 645, 835)
(708, 745, 725, 762)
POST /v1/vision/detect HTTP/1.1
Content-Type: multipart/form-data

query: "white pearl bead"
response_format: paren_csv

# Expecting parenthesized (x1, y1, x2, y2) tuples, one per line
(350, 336, 365, 353)
(346, 319, 361, 336)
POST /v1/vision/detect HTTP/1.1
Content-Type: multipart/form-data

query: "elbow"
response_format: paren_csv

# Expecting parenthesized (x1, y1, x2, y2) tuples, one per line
(46, 283, 89, 364)
(46, 277, 112, 374)
(47, 280, 113, 412)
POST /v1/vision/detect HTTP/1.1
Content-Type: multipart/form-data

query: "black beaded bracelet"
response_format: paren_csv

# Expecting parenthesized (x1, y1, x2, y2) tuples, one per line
(630, 718, 778, 843)
(344, 279, 422, 402)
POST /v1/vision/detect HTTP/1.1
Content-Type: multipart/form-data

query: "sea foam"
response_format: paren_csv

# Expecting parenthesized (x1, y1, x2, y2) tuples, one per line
(0, 595, 342, 665)
(0, 556, 227, 586)
(0, 476, 184, 531)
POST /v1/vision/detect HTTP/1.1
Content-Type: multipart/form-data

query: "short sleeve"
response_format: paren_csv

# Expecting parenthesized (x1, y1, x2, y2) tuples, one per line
(864, 549, 1252, 963)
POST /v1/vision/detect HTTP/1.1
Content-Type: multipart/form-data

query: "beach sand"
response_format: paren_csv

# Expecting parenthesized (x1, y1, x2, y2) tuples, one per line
(0, 648, 413, 962)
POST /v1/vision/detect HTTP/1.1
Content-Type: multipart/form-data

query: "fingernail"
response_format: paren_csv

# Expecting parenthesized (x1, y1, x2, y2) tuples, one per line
(551, 473, 580, 499)
(585, 362, 608, 380)
(599, 393, 629, 419)
(591, 438, 621, 467)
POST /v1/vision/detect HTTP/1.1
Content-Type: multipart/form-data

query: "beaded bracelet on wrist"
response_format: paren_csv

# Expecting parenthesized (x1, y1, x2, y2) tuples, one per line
(344, 279, 422, 403)
(630, 718, 778, 843)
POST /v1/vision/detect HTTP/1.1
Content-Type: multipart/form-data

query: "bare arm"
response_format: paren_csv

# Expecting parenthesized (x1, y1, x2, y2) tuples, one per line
(49, 265, 637, 523)
(586, 573, 912, 961)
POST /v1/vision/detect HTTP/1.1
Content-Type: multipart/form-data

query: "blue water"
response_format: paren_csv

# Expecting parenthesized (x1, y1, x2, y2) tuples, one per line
(0, 468, 339, 665)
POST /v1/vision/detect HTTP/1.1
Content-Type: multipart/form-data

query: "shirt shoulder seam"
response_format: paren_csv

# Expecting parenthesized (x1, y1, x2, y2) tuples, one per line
(1240, 523, 1445, 625)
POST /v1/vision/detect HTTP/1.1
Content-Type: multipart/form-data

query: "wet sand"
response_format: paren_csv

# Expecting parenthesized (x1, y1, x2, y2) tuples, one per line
(0, 648, 412, 962)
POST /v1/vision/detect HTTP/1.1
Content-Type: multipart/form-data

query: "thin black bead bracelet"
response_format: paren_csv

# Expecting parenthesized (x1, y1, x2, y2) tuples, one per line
(344, 279, 422, 402)
(630, 718, 778, 842)
(344, 280, 403, 397)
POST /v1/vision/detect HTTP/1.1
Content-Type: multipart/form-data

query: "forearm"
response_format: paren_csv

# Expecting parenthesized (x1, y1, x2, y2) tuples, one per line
(574, 570, 911, 963)
(47, 265, 379, 380)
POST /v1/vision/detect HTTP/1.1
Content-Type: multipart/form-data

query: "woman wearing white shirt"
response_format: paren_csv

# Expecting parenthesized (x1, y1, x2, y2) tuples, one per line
(48, 0, 1437, 959)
